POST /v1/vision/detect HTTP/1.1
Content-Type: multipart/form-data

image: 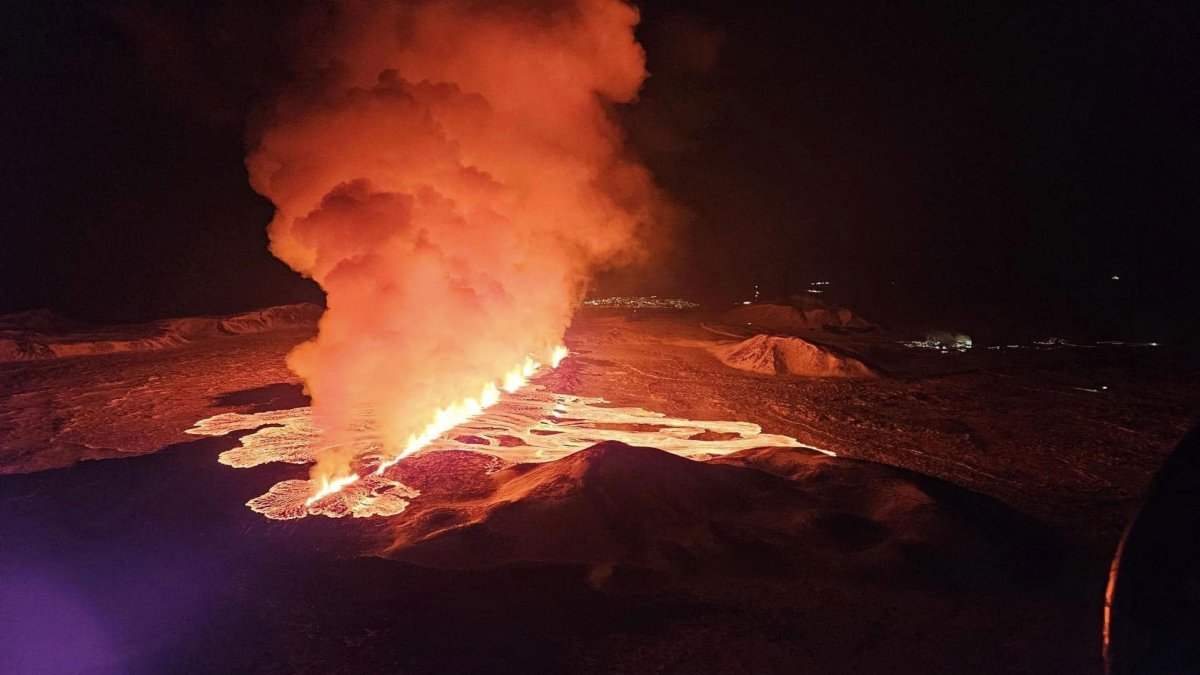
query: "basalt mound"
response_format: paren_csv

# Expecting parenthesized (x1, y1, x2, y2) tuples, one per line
(713, 334, 876, 378)
(385, 441, 1051, 587)
(711, 446, 1053, 583)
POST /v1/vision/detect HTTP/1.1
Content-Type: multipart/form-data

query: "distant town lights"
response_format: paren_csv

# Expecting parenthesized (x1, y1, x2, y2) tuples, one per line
(583, 296, 699, 309)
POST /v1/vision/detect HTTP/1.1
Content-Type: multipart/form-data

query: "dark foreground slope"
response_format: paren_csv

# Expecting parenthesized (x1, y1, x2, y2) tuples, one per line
(0, 437, 1095, 674)
(385, 442, 1050, 587)
(357, 442, 1091, 673)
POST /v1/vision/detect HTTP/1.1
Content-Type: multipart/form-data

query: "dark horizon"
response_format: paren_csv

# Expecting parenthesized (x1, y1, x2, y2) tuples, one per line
(2, 5, 1199, 671)
(3, 1, 1197, 338)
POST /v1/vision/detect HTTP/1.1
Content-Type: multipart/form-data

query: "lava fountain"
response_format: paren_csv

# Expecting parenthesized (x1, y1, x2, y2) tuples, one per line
(245, 0, 673, 502)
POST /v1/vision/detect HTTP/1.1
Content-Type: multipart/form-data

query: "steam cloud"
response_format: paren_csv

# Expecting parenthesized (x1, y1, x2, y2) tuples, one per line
(246, 0, 671, 482)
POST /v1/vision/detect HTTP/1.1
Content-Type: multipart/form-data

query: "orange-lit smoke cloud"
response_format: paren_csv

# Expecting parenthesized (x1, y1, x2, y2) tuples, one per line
(246, 0, 670, 482)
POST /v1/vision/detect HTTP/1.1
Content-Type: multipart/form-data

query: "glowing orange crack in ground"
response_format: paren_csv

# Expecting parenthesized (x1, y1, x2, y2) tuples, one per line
(304, 346, 567, 506)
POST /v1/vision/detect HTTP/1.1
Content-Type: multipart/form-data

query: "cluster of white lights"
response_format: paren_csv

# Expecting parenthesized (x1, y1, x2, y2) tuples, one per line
(583, 296, 699, 309)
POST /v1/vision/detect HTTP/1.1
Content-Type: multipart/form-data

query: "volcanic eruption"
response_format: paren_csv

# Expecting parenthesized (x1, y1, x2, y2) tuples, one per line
(245, 0, 673, 500)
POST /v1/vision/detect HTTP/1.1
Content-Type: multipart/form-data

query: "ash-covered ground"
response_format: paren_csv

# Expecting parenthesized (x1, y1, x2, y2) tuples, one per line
(0, 304, 1195, 674)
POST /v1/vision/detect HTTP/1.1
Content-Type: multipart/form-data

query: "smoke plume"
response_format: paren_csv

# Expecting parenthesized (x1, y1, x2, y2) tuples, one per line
(246, 0, 670, 483)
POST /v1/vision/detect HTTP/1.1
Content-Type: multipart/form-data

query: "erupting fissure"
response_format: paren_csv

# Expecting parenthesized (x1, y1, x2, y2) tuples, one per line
(305, 346, 568, 506)
(246, 0, 671, 504)
(189, 369, 831, 521)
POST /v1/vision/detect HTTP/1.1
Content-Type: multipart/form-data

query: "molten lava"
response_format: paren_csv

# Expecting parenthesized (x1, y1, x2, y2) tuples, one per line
(304, 345, 569, 506)
(306, 472, 362, 506)
(187, 348, 834, 521)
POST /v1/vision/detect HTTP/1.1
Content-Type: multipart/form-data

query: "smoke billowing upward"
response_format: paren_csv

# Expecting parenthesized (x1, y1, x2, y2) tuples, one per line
(246, 0, 671, 482)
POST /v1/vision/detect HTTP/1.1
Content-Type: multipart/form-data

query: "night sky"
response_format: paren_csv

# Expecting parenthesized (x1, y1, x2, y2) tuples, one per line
(3, 1, 1197, 338)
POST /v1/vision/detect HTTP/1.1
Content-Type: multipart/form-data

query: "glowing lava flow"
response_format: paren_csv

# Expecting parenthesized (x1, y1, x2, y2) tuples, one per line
(186, 338, 847, 522)
(306, 346, 568, 506)
(306, 472, 361, 506)
(188, 373, 836, 521)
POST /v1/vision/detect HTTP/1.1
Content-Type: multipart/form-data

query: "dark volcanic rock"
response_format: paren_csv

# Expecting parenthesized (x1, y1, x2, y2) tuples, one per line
(385, 442, 1053, 589)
